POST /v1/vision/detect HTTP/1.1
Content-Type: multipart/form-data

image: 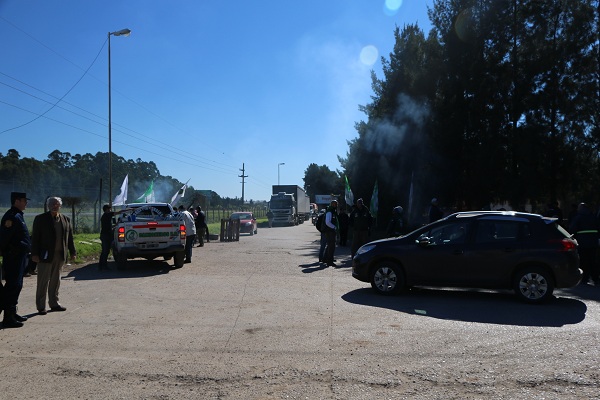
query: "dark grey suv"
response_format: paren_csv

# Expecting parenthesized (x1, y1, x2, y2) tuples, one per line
(352, 211, 582, 303)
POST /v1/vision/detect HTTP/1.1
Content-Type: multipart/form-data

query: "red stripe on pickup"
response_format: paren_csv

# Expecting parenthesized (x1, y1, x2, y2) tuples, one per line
(132, 224, 175, 229)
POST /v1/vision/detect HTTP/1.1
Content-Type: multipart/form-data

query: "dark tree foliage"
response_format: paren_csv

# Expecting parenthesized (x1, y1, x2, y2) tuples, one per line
(336, 0, 600, 225)
(303, 163, 343, 203)
(0, 149, 235, 208)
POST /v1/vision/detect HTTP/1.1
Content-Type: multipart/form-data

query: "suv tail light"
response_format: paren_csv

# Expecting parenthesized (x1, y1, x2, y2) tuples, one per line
(549, 238, 577, 252)
(180, 224, 186, 240)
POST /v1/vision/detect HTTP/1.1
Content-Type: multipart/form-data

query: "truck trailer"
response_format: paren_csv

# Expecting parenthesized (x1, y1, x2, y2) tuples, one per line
(270, 185, 310, 226)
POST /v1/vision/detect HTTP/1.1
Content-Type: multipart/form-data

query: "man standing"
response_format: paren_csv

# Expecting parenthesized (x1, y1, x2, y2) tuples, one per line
(99, 204, 115, 270)
(179, 206, 197, 263)
(195, 206, 208, 246)
(31, 197, 76, 315)
(569, 202, 599, 285)
(349, 198, 372, 259)
(323, 200, 339, 267)
(429, 198, 443, 223)
(0, 192, 32, 328)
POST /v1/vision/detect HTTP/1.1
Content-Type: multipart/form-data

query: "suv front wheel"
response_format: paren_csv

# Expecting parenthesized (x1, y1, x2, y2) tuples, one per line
(371, 262, 405, 295)
(513, 267, 554, 303)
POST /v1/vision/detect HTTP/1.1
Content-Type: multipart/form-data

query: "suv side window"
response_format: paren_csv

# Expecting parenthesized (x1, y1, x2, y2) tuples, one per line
(419, 221, 470, 245)
(475, 220, 521, 244)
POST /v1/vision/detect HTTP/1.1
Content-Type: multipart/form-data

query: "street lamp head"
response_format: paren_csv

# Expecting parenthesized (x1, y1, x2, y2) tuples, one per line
(111, 28, 131, 37)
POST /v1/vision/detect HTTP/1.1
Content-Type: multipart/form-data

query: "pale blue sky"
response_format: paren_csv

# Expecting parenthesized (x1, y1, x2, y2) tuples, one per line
(0, 0, 432, 202)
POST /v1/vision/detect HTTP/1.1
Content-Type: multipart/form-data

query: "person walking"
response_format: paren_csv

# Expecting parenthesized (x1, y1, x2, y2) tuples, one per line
(31, 197, 76, 315)
(179, 206, 197, 263)
(323, 200, 339, 266)
(0, 192, 32, 328)
(195, 206, 208, 246)
(349, 198, 372, 259)
(569, 202, 599, 285)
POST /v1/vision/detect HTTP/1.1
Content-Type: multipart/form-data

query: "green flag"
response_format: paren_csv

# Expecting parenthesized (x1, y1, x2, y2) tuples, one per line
(132, 180, 155, 203)
(344, 175, 354, 206)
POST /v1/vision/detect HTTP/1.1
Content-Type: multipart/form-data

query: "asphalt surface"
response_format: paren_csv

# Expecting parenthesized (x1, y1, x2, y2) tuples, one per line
(1, 222, 599, 399)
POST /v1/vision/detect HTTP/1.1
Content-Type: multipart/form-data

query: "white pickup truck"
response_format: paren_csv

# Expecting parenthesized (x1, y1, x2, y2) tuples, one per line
(111, 203, 186, 269)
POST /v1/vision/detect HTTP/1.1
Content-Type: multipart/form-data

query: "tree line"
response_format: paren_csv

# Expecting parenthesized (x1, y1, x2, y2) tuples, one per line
(0, 148, 253, 210)
(305, 0, 600, 226)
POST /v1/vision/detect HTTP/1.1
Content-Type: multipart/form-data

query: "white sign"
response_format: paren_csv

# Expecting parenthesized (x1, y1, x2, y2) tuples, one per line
(315, 195, 336, 204)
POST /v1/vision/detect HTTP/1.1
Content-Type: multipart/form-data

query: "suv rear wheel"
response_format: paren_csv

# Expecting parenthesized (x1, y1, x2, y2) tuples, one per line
(371, 262, 405, 295)
(513, 267, 554, 303)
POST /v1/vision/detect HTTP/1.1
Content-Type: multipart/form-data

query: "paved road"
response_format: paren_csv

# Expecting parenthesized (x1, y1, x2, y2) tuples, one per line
(1, 222, 599, 399)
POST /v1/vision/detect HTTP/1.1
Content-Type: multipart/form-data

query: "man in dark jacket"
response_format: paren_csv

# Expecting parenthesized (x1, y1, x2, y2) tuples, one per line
(0, 192, 32, 328)
(349, 198, 372, 259)
(569, 202, 599, 285)
(31, 197, 76, 315)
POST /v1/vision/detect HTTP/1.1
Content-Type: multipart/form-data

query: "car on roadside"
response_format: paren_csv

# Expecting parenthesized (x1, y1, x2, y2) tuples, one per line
(230, 212, 258, 235)
(352, 211, 582, 303)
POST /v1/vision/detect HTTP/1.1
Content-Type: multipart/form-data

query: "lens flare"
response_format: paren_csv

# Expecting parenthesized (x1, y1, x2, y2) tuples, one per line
(384, 0, 403, 16)
(360, 45, 378, 66)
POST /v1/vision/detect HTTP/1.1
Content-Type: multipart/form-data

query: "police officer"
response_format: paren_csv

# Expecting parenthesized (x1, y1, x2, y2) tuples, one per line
(0, 192, 32, 328)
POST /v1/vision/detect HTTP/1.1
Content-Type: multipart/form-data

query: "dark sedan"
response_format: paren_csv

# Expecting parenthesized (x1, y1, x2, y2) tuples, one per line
(352, 211, 582, 303)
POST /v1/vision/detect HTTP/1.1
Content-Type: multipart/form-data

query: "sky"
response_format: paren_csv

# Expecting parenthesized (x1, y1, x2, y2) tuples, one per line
(0, 0, 433, 202)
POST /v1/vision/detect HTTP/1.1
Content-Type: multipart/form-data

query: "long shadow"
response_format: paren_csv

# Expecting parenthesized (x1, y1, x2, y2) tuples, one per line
(65, 260, 173, 281)
(342, 286, 587, 327)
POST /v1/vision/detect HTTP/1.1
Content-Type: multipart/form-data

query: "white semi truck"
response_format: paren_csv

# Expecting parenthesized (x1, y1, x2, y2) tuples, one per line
(269, 185, 310, 226)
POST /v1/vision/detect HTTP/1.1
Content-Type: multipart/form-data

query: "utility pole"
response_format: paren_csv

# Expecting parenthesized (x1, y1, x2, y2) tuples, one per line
(239, 163, 248, 205)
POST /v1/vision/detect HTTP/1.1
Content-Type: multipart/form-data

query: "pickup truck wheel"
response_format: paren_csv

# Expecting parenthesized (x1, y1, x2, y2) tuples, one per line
(114, 251, 128, 270)
(173, 251, 185, 268)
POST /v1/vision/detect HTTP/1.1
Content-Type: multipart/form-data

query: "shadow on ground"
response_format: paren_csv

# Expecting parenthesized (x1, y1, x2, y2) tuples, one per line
(342, 286, 588, 327)
(64, 260, 173, 281)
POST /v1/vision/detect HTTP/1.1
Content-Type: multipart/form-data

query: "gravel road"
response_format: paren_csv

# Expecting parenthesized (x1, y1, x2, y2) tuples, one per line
(1, 222, 599, 399)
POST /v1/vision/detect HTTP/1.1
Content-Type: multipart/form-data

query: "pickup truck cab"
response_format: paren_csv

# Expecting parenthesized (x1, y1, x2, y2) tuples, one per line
(112, 203, 186, 269)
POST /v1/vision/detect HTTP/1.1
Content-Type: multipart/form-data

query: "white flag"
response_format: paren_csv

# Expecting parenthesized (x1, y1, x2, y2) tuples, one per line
(170, 179, 190, 205)
(112, 174, 128, 206)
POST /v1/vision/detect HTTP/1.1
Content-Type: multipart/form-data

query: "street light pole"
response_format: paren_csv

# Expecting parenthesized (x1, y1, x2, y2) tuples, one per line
(278, 162, 285, 185)
(108, 28, 131, 206)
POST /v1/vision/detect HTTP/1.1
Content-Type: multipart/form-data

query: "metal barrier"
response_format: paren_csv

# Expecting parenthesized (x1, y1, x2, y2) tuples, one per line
(220, 219, 240, 242)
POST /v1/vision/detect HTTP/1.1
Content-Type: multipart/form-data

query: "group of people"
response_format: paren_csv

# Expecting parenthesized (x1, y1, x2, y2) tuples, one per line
(317, 198, 381, 266)
(0, 193, 75, 328)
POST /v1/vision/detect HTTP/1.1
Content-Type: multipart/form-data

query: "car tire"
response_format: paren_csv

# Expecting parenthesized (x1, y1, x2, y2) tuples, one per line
(513, 267, 554, 303)
(173, 251, 185, 268)
(250, 230, 254, 236)
(370, 262, 405, 295)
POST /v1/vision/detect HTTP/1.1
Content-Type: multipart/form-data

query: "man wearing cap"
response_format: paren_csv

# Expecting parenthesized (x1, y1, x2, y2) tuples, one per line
(0, 192, 32, 328)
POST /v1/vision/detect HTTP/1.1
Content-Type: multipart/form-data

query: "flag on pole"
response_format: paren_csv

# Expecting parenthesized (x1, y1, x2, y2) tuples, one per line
(344, 175, 354, 206)
(370, 180, 379, 217)
(170, 179, 190, 205)
(112, 174, 128, 206)
(132, 180, 155, 203)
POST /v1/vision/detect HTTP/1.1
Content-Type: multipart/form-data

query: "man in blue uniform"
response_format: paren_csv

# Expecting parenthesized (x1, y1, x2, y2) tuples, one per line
(0, 192, 32, 328)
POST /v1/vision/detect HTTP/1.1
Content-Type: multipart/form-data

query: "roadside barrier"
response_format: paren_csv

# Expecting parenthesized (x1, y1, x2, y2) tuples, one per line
(220, 219, 240, 242)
